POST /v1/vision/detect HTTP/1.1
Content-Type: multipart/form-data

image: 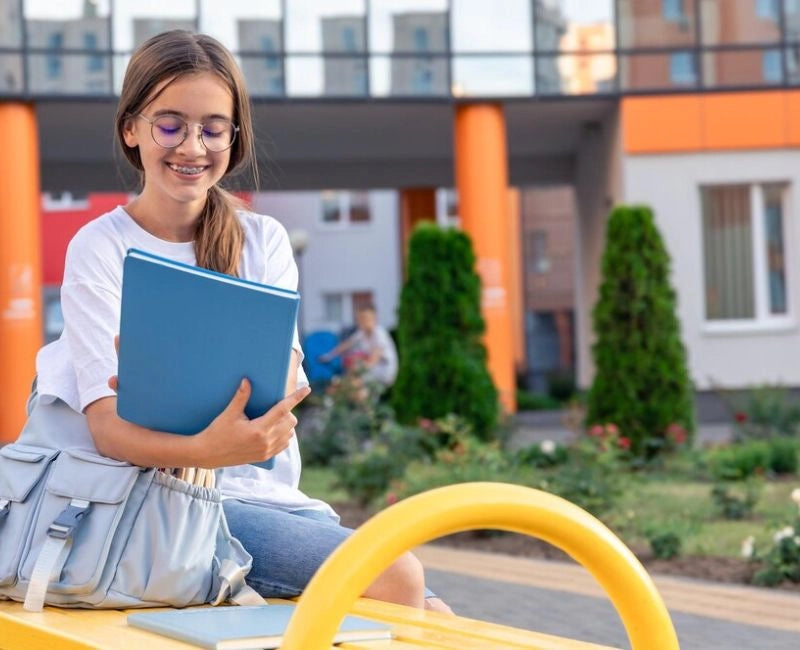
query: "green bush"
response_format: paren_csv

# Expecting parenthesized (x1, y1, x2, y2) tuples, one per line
(751, 518, 800, 587)
(719, 384, 800, 440)
(648, 531, 683, 560)
(710, 481, 762, 520)
(586, 205, 695, 459)
(516, 440, 569, 468)
(392, 224, 499, 439)
(708, 439, 798, 480)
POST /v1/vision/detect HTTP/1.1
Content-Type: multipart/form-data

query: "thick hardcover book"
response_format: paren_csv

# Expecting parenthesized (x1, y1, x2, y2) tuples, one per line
(127, 604, 392, 649)
(117, 248, 300, 470)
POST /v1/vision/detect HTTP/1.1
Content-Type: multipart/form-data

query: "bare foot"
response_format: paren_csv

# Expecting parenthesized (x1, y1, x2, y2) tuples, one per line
(424, 597, 455, 615)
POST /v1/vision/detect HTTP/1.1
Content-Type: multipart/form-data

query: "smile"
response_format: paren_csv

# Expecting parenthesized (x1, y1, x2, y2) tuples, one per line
(167, 163, 208, 175)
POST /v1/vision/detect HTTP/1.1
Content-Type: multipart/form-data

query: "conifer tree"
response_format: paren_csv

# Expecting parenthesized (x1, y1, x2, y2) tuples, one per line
(587, 205, 695, 457)
(392, 223, 498, 439)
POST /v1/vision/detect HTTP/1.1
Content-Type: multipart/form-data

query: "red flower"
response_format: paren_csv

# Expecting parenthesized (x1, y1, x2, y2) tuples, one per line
(618, 436, 631, 450)
(666, 423, 687, 445)
(735, 412, 748, 423)
(605, 423, 619, 436)
(386, 493, 398, 505)
(588, 424, 604, 437)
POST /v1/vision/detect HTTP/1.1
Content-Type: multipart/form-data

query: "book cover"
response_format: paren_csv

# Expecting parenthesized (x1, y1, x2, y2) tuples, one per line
(117, 248, 300, 470)
(127, 604, 392, 649)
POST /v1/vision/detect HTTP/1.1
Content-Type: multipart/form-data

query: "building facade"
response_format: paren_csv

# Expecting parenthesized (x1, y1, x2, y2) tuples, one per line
(4, 0, 800, 438)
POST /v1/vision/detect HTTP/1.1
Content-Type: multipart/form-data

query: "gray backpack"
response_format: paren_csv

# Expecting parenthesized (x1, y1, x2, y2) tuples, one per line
(0, 392, 262, 611)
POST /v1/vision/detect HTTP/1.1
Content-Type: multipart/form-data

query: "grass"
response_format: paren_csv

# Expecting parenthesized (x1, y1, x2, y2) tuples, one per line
(300, 465, 799, 560)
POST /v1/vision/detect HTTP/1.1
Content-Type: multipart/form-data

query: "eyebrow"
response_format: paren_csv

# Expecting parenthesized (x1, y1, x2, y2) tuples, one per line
(150, 109, 233, 121)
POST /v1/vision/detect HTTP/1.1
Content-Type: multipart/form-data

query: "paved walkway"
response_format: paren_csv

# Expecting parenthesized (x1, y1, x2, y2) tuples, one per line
(416, 545, 800, 649)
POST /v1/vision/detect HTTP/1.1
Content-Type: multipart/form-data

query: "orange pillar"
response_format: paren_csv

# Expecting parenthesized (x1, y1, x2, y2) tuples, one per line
(0, 103, 43, 442)
(454, 104, 516, 413)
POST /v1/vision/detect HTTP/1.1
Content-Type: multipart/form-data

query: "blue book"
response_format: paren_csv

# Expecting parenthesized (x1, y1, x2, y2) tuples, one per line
(117, 248, 300, 470)
(127, 604, 392, 649)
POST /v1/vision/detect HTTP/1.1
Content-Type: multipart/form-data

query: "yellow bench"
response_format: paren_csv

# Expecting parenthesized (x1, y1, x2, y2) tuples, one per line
(0, 483, 679, 649)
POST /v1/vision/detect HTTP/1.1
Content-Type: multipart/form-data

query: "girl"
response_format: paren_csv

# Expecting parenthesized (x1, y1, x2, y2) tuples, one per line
(27, 30, 449, 612)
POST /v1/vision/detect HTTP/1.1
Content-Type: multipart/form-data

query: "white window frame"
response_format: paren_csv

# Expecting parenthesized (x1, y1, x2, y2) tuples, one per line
(317, 190, 372, 229)
(702, 182, 794, 334)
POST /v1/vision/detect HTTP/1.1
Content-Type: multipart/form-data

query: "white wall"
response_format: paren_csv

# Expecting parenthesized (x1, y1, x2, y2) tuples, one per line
(624, 149, 800, 389)
(251, 190, 402, 335)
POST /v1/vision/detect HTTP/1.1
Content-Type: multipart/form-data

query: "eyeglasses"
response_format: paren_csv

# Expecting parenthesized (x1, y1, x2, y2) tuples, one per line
(136, 113, 239, 152)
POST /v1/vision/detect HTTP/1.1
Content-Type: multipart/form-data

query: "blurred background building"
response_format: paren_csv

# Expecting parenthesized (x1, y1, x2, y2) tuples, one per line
(3, 0, 800, 438)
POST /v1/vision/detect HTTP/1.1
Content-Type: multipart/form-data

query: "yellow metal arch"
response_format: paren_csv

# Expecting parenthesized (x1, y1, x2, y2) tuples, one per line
(281, 482, 678, 649)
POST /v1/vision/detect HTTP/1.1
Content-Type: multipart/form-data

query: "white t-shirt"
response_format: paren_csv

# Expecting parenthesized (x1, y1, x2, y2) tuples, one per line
(35, 206, 335, 518)
(347, 326, 398, 385)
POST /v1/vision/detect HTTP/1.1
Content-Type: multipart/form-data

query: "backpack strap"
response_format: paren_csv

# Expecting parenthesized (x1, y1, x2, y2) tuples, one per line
(23, 498, 91, 612)
(212, 558, 265, 606)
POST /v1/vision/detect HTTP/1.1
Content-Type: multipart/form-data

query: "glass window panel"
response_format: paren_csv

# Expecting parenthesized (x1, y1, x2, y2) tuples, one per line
(537, 52, 617, 94)
(350, 191, 371, 223)
(286, 0, 365, 53)
(702, 48, 783, 87)
(700, 0, 781, 45)
(111, 0, 196, 52)
(786, 0, 800, 40)
(371, 54, 449, 96)
(453, 56, 532, 96)
(285, 54, 366, 97)
(617, 0, 696, 49)
(786, 45, 800, 83)
(321, 191, 341, 223)
(27, 53, 111, 93)
(369, 0, 447, 54)
(239, 52, 284, 97)
(323, 293, 344, 323)
(701, 185, 755, 320)
(198, 0, 281, 56)
(619, 52, 698, 90)
(0, 54, 23, 93)
(0, 0, 23, 47)
(763, 184, 788, 315)
(24, 0, 110, 55)
(451, 0, 531, 53)
(537, 0, 614, 52)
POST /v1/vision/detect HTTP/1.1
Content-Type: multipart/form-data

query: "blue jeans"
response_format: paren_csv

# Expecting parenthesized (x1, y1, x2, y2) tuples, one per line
(223, 499, 435, 599)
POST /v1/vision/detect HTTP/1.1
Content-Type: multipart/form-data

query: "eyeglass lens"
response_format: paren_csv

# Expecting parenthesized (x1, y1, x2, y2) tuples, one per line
(150, 115, 237, 152)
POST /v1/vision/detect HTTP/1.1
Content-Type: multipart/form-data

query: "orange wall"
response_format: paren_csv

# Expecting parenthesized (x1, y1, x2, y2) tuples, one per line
(622, 90, 800, 154)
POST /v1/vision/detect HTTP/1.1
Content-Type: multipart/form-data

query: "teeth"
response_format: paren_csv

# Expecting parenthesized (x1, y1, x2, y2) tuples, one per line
(168, 163, 205, 174)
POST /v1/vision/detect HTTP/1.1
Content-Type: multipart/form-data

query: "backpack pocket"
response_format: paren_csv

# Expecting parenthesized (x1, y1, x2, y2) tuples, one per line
(0, 444, 59, 587)
(18, 448, 141, 596)
(109, 470, 222, 607)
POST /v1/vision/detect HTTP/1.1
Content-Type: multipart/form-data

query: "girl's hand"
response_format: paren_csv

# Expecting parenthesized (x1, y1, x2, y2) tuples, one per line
(194, 378, 311, 468)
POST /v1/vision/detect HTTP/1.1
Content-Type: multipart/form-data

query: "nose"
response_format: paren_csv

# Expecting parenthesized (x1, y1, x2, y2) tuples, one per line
(175, 124, 207, 156)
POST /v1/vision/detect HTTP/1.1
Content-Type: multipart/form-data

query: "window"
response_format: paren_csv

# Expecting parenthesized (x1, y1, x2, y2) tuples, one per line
(342, 26, 357, 52)
(413, 27, 429, 52)
(757, 0, 780, 21)
(412, 64, 433, 93)
(83, 32, 104, 72)
(701, 183, 790, 324)
(763, 49, 782, 82)
(527, 230, 550, 273)
(46, 32, 63, 79)
(261, 36, 280, 70)
(323, 293, 344, 323)
(669, 51, 696, 84)
(663, 0, 684, 21)
(321, 191, 341, 223)
(319, 191, 371, 225)
(350, 191, 370, 223)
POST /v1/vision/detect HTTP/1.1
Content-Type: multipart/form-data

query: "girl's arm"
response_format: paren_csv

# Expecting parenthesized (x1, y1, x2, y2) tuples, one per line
(88, 351, 308, 468)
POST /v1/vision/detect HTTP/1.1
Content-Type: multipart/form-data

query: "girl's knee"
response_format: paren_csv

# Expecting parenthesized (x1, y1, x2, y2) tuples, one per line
(365, 551, 425, 608)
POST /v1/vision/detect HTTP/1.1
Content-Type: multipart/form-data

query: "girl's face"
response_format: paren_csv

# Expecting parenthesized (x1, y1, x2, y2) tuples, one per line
(123, 72, 235, 216)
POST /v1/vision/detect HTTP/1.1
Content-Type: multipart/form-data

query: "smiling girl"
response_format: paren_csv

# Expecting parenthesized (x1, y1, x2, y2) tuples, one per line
(22, 30, 449, 612)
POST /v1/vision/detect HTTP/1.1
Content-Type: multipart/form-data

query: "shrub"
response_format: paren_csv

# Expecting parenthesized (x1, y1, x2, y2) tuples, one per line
(710, 481, 762, 520)
(516, 439, 569, 468)
(749, 490, 800, 586)
(768, 438, 799, 475)
(648, 531, 683, 560)
(586, 205, 695, 459)
(709, 441, 771, 481)
(392, 224, 499, 440)
(718, 383, 800, 440)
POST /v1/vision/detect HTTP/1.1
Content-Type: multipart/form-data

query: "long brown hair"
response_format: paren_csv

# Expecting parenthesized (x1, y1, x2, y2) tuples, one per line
(115, 30, 256, 275)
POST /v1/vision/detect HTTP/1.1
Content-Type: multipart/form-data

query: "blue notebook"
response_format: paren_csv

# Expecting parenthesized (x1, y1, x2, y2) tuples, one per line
(117, 248, 300, 470)
(127, 604, 392, 649)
